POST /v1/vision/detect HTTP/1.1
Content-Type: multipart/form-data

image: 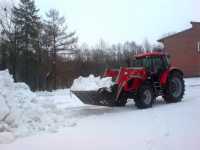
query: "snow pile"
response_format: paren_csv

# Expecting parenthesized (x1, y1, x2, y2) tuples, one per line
(71, 75, 114, 91)
(0, 132, 15, 144)
(0, 70, 82, 144)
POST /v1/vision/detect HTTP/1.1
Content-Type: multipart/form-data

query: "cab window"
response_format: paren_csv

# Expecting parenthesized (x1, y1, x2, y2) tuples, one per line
(133, 57, 151, 69)
(150, 57, 164, 74)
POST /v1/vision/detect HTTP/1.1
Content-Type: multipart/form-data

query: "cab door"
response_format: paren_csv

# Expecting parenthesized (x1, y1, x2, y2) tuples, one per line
(149, 56, 165, 81)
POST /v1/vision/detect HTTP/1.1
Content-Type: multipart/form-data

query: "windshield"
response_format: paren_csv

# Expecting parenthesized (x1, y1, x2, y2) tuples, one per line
(132, 58, 149, 68)
(132, 56, 170, 72)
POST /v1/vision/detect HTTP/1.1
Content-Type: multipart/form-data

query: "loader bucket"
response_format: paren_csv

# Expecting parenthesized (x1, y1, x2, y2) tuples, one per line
(71, 89, 116, 106)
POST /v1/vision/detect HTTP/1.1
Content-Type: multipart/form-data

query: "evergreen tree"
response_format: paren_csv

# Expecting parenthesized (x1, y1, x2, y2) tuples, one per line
(12, 0, 41, 84)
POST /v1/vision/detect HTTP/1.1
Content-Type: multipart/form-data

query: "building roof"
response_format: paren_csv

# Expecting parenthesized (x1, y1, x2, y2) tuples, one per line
(158, 21, 200, 42)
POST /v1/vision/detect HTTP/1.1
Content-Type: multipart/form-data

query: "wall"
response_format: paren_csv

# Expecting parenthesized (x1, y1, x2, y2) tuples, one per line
(162, 26, 200, 77)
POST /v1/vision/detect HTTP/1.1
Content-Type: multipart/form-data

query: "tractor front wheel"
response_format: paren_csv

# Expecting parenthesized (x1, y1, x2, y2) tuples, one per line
(113, 94, 127, 107)
(163, 72, 185, 103)
(135, 83, 155, 109)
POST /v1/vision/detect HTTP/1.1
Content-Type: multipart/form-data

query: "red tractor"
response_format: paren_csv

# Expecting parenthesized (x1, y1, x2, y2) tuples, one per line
(72, 52, 185, 109)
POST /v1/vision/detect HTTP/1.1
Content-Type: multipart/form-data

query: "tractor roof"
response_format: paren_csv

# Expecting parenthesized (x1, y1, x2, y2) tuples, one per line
(135, 52, 166, 59)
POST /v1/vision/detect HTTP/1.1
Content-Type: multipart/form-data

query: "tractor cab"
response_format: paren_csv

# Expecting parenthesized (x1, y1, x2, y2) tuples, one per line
(132, 52, 170, 80)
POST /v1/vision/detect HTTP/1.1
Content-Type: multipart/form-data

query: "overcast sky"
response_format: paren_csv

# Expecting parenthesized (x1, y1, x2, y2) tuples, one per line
(2, 0, 200, 46)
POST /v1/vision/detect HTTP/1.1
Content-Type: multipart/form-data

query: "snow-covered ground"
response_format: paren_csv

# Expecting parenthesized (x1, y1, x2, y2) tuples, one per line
(0, 70, 200, 150)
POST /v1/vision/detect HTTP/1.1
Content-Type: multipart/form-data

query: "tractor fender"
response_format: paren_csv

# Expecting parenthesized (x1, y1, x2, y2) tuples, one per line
(160, 68, 184, 86)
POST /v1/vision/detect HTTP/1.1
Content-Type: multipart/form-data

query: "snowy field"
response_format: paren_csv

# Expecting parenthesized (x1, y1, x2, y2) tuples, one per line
(0, 70, 200, 150)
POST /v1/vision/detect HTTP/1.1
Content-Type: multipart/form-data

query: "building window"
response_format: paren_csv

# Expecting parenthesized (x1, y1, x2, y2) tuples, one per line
(198, 41, 200, 52)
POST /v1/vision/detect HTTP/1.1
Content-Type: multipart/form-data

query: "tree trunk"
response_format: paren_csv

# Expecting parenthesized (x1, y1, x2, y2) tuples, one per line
(53, 35, 57, 90)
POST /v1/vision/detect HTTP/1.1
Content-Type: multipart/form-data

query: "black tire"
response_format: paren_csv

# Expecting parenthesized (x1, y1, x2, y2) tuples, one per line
(135, 83, 155, 109)
(113, 94, 127, 107)
(163, 71, 185, 103)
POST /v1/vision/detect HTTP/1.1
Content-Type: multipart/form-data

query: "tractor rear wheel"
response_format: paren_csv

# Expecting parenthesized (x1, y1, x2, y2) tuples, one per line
(135, 83, 155, 109)
(163, 72, 185, 103)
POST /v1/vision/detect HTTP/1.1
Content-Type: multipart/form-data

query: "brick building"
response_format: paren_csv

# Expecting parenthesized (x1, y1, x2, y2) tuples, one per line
(158, 22, 200, 77)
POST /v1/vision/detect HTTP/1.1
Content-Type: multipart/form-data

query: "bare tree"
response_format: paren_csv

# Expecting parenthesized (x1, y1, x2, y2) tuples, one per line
(0, 2, 18, 79)
(44, 9, 78, 89)
(143, 38, 152, 52)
